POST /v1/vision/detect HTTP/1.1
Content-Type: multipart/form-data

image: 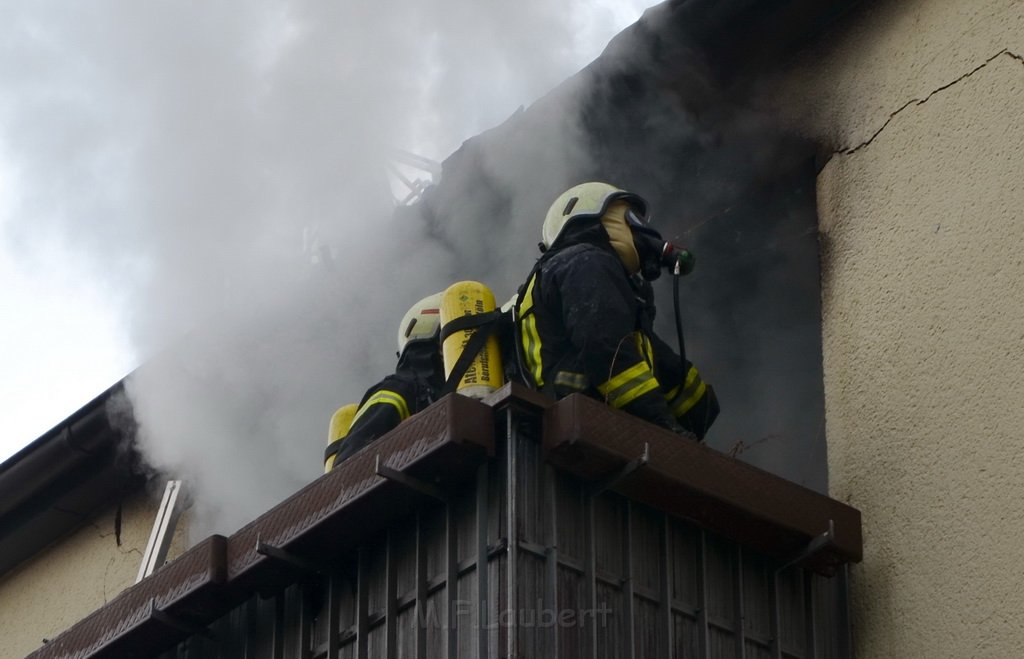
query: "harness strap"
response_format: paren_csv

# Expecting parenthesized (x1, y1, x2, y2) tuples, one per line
(439, 310, 500, 343)
(440, 314, 501, 396)
(324, 437, 346, 463)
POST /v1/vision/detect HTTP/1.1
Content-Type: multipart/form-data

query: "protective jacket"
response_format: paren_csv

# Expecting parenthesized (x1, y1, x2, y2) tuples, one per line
(326, 343, 443, 466)
(516, 224, 719, 438)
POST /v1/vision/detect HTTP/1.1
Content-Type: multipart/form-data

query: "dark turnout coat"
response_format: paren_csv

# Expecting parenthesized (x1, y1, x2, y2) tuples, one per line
(326, 343, 444, 467)
(515, 225, 718, 439)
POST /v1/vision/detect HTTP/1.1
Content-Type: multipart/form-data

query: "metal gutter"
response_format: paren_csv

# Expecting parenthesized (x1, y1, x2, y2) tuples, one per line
(0, 381, 143, 578)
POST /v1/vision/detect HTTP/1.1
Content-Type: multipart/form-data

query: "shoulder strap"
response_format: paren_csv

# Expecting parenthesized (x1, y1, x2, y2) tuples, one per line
(324, 437, 346, 463)
(439, 310, 499, 343)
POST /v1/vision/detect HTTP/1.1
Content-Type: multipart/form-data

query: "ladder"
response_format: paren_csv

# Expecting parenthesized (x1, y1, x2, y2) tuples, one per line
(135, 480, 185, 583)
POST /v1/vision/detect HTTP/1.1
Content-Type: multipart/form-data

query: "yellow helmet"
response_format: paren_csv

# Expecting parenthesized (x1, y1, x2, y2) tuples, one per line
(541, 182, 648, 251)
(396, 292, 443, 354)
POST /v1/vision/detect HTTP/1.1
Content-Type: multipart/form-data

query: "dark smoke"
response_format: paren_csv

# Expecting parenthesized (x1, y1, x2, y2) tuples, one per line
(1, 0, 831, 541)
(405, 1, 829, 490)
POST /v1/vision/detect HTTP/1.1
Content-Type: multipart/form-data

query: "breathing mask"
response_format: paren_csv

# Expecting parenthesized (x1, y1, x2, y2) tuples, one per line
(626, 208, 695, 281)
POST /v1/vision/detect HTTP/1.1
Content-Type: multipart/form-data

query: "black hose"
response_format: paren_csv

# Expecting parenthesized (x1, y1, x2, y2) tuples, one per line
(673, 269, 687, 371)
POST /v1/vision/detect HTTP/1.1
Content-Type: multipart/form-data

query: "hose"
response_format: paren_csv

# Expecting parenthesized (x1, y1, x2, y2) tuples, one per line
(672, 258, 687, 372)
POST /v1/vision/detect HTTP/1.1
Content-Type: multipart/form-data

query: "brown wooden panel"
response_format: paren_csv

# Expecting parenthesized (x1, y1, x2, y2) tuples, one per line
(741, 552, 773, 644)
(556, 565, 587, 657)
(705, 535, 737, 630)
(635, 599, 663, 658)
(554, 472, 586, 561)
(593, 493, 625, 575)
(38, 389, 854, 659)
(595, 582, 626, 659)
(226, 394, 494, 594)
(543, 394, 862, 571)
(631, 504, 664, 594)
(777, 567, 807, 657)
(670, 520, 701, 610)
(674, 613, 701, 659)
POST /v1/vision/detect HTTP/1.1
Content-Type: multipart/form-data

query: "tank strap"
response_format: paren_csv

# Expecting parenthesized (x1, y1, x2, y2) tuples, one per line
(439, 310, 501, 343)
(323, 437, 346, 463)
(439, 311, 502, 397)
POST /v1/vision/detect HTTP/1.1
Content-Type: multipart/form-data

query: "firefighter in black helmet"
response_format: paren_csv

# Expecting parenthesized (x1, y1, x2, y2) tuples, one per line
(325, 293, 445, 469)
(514, 182, 719, 438)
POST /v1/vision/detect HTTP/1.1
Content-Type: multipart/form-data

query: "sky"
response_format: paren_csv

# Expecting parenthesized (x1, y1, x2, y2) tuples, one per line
(0, 1, 655, 523)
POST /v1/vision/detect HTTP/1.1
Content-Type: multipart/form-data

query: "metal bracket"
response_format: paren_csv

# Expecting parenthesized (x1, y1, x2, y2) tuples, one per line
(256, 536, 330, 575)
(375, 454, 450, 502)
(589, 443, 650, 497)
(148, 599, 216, 640)
(777, 519, 836, 573)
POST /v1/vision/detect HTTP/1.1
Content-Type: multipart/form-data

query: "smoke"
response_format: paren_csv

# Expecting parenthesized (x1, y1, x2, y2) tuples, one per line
(408, 4, 831, 491)
(0, 1, 651, 536)
(2, 0, 832, 541)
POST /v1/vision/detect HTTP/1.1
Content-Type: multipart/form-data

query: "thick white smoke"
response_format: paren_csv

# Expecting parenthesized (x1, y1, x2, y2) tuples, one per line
(0, 1, 652, 536)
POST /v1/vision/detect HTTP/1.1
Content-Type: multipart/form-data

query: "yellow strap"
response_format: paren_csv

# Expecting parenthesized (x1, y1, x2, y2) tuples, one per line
(553, 370, 588, 391)
(635, 333, 654, 367)
(351, 389, 410, 426)
(598, 360, 659, 409)
(666, 366, 706, 416)
(518, 274, 544, 387)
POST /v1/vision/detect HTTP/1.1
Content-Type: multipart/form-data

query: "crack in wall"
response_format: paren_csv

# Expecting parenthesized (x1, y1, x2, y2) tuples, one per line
(85, 517, 144, 604)
(89, 520, 144, 558)
(838, 49, 1024, 156)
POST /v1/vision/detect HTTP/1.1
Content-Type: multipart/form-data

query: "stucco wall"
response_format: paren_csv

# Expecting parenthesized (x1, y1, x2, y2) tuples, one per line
(0, 491, 189, 659)
(778, 1, 1024, 657)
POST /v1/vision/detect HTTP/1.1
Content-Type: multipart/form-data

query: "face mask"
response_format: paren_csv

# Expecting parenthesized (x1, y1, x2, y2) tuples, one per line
(625, 207, 667, 281)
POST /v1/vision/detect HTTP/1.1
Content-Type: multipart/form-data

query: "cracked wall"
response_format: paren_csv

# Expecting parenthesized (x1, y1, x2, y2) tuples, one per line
(0, 491, 189, 659)
(776, 0, 1024, 656)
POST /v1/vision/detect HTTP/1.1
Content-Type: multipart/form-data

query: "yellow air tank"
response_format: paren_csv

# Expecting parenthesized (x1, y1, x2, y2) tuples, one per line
(440, 281, 504, 399)
(324, 403, 358, 473)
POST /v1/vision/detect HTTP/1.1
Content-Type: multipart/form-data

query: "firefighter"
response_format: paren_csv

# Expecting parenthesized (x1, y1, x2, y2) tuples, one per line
(514, 182, 719, 438)
(325, 293, 446, 468)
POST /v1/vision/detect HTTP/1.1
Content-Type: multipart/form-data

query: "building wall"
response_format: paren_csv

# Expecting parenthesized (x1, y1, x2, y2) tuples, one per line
(0, 491, 189, 659)
(778, 1, 1024, 656)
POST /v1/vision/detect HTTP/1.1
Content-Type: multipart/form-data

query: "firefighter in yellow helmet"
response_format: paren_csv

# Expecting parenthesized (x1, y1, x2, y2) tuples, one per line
(325, 293, 446, 467)
(514, 182, 719, 438)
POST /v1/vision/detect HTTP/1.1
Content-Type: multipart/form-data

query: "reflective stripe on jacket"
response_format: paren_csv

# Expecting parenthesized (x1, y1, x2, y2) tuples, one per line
(331, 350, 441, 465)
(351, 388, 411, 426)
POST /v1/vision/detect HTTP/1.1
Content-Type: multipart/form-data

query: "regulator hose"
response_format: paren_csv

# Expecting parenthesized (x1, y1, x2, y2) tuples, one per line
(672, 261, 687, 372)
(669, 249, 695, 369)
